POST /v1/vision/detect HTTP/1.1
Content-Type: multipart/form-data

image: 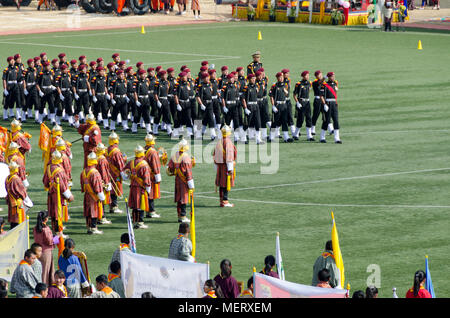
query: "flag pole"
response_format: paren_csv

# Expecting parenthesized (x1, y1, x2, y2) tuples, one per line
(190, 191, 196, 259)
(26, 215, 30, 249)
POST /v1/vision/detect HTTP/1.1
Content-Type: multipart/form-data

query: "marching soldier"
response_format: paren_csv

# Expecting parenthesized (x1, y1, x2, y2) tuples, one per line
(320, 72, 342, 144)
(167, 138, 195, 223)
(208, 69, 222, 134)
(3, 56, 22, 121)
(43, 150, 74, 238)
(80, 152, 106, 235)
(174, 71, 193, 138)
(74, 113, 102, 168)
(144, 134, 163, 219)
(73, 64, 91, 122)
(281, 69, 296, 139)
(23, 58, 39, 123)
(79, 55, 87, 68)
(126, 66, 136, 127)
(10, 119, 31, 160)
(132, 69, 152, 134)
(14, 54, 26, 121)
(110, 69, 130, 132)
(218, 66, 229, 88)
(106, 132, 126, 214)
(247, 51, 263, 76)
(91, 66, 109, 128)
(112, 53, 120, 68)
(34, 56, 42, 75)
(196, 72, 217, 141)
(58, 53, 68, 68)
(154, 70, 173, 137)
(186, 69, 199, 139)
(242, 74, 263, 144)
(51, 59, 63, 125)
(122, 145, 152, 229)
(146, 67, 158, 134)
(311, 70, 325, 136)
(55, 64, 74, 126)
(36, 61, 56, 125)
(221, 73, 240, 142)
(95, 143, 113, 225)
(69, 59, 78, 80)
(269, 72, 293, 143)
(167, 67, 179, 133)
(256, 70, 270, 142)
(213, 125, 237, 207)
(6, 161, 32, 229)
(293, 71, 314, 141)
(6, 142, 28, 188)
(105, 62, 118, 130)
(236, 67, 248, 144)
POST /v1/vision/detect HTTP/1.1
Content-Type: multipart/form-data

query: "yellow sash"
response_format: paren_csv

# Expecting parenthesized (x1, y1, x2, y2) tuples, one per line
(6, 174, 25, 223)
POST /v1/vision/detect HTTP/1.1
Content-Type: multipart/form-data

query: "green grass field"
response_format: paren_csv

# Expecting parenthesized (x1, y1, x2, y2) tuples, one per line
(1, 21, 450, 298)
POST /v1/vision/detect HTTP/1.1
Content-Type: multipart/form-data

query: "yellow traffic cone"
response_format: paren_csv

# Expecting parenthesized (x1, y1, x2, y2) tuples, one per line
(417, 40, 422, 50)
(141, 25, 146, 34)
(257, 31, 262, 40)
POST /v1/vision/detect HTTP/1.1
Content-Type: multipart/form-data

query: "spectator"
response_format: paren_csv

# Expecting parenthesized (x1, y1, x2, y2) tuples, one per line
(86, 275, 120, 298)
(366, 286, 379, 298)
(382, 1, 394, 32)
(203, 279, 224, 298)
(260, 255, 279, 278)
(141, 291, 156, 298)
(9, 249, 39, 298)
(0, 278, 8, 298)
(33, 211, 57, 286)
(47, 270, 68, 298)
(108, 261, 125, 298)
(192, 0, 201, 19)
(352, 290, 366, 298)
(312, 240, 338, 288)
(213, 259, 240, 299)
(30, 243, 43, 283)
(176, 0, 187, 15)
(405, 270, 432, 298)
(33, 283, 48, 298)
(240, 276, 254, 298)
(109, 233, 131, 273)
(58, 238, 90, 298)
(316, 268, 332, 288)
(0, 216, 6, 236)
(168, 223, 194, 262)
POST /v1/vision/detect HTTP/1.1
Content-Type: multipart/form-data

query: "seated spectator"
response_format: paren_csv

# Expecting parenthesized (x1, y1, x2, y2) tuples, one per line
(10, 249, 39, 298)
(86, 275, 120, 298)
(213, 259, 240, 299)
(0, 278, 8, 298)
(260, 255, 279, 278)
(47, 270, 68, 298)
(406, 270, 432, 298)
(141, 291, 156, 298)
(33, 283, 48, 298)
(240, 276, 254, 298)
(352, 290, 366, 298)
(203, 279, 224, 298)
(108, 261, 125, 298)
(30, 243, 43, 283)
(316, 268, 332, 288)
(366, 286, 379, 298)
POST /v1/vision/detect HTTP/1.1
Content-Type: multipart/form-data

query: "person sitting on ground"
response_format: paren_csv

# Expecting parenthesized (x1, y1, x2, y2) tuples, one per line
(240, 276, 254, 298)
(86, 275, 120, 298)
(141, 291, 156, 298)
(33, 283, 48, 298)
(109, 233, 131, 273)
(405, 270, 432, 298)
(47, 270, 68, 298)
(10, 249, 39, 298)
(352, 290, 366, 298)
(316, 268, 332, 288)
(203, 279, 224, 298)
(30, 243, 43, 283)
(108, 261, 125, 298)
(213, 259, 240, 299)
(260, 255, 279, 278)
(0, 278, 8, 298)
(366, 286, 379, 298)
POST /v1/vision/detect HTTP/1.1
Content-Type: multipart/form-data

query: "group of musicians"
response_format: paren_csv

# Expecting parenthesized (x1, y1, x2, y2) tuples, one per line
(2, 51, 342, 145)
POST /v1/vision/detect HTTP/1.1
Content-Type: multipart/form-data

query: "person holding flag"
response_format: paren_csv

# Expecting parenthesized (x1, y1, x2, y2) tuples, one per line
(144, 133, 162, 219)
(330, 211, 345, 289)
(425, 255, 435, 298)
(6, 161, 31, 229)
(74, 113, 102, 169)
(406, 270, 432, 298)
(320, 72, 341, 144)
(213, 125, 237, 208)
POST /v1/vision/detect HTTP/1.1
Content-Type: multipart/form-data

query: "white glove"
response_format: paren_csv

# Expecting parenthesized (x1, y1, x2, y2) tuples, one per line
(68, 181, 73, 187)
(157, 101, 162, 108)
(125, 96, 130, 103)
(226, 162, 234, 172)
(59, 94, 65, 101)
(97, 191, 105, 202)
(324, 104, 329, 112)
(223, 106, 228, 114)
(111, 99, 116, 105)
(89, 90, 92, 96)
(187, 179, 195, 189)
(23, 179, 30, 188)
(106, 94, 111, 100)
(3, 89, 8, 96)
(296, 101, 302, 109)
(120, 171, 129, 180)
(106, 183, 112, 191)
(200, 104, 206, 111)
(51, 85, 56, 91)
(187, 255, 195, 263)
(24, 89, 28, 96)
(136, 101, 141, 107)
(155, 173, 161, 183)
(74, 93, 79, 100)
(92, 96, 97, 103)
(81, 281, 90, 289)
(272, 105, 278, 113)
(83, 135, 90, 143)
(63, 189, 73, 200)
(23, 196, 33, 208)
(146, 186, 151, 194)
(177, 104, 182, 112)
(39, 90, 44, 97)
(244, 108, 251, 115)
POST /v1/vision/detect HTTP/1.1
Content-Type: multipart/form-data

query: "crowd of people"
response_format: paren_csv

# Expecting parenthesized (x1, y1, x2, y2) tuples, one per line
(3, 50, 342, 144)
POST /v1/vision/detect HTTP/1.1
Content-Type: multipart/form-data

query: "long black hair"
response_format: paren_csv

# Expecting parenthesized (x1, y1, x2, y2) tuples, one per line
(220, 259, 232, 279)
(204, 279, 224, 298)
(35, 211, 49, 233)
(62, 238, 75, 259)
(413, 270, 426, 297)
(263, 255, 276, 275)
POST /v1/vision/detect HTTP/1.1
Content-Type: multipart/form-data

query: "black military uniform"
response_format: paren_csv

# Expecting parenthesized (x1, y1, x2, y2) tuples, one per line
(23, 64, 40, 123)
(293, 76, 313, 141)
(311, 77, 325, 136)
(133, 74, 151, 133)
(237, 73, 247, 133)
(2, 60, 22, 120)
(256, 74, 269, 140)
(55, 68, 73, 126)
(36, 65, 55, 124)
(320, 75, 341, 143)
(14, 56, 26, 119)
(222, 79, 240, 140)
(283, 73, 295, 136)
(73, 69, 91, 118)
(106, 68, 118, 128)
(110, 74, 129, 131)
(242, 78, 261, 143)
(52, 65, 63, 124)
(196, 78, 216, 140)
(154, 75, 172, 135)
(175, 77, 193, 136)
(126, 71, 137, 124)
(210, 75, 222, 129)
(247, 51, 262, 76)
(167, 71, 178, 130)
(269, 77, 292, 142)
(91, 73, 108, 123)
(146, 72, 158, 134)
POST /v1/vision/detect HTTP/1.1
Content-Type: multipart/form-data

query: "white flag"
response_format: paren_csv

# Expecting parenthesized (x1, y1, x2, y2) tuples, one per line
(275, 232, 285, 280)
(126, 202, 137, 253)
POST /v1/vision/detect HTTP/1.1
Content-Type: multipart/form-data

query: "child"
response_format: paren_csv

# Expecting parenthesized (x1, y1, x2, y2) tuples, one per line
(47, 270, 68, 298)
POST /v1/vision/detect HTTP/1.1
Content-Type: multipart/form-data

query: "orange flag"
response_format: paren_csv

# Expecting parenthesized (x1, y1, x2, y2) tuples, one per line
(0, 126, 8, 156)
(38, 123, 51, 152)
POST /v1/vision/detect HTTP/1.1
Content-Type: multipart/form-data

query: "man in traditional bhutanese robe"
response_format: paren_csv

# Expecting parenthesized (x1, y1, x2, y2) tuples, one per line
(95, 143, 112, 225)
(213, 125, 237, 207)
(144, 133, 162, 219)
(10, 250, 39, 298)
(54, 138, 72, 185)
(80, 152, 105, 235)
(6, 161, 28, 229)
(10, 119, 32, 160)
(123, 146, 151, 230)
(86, 275, 120, 298)
(42, 150, 73, 238)
(74, 113, 102, 168)
(49, 125, 72, 160)
(6, 142, 28, 187)
(106, 132, 125, 214)
(167, 139, 194, 223)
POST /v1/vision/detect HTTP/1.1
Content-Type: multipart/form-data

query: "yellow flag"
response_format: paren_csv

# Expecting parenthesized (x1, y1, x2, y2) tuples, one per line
(190, 192, 196, 258)
(331, 211, 345, 288)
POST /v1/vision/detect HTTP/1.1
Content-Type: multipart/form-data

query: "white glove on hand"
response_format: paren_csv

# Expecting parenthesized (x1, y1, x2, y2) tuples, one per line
(106, 94, 111, 100)
(157, 101, 162, 108)
(89, 90, 92, 96)
(125, 96, 130, 103)
(51, 85, 56, 91)
(74, 93, 79, 100)
(92, 96, 97, 103)
(244, 108, 251, 115)
(59, 94, 65, 101)
(223, 106, 228, 114)
(97, 191, 106, 202)
(83, 135, 90, 143)
(146, 186, 151, 194)
(111, 99, 116, 105)
(324, 104, 329, 112)
(177, 104, 182, 112)
(39, 91, 44, 97)
(155, 173, 161, 183)
(106, 183, 112, 191)
(187, 179, 195, 189)
(200, 104, 206, 111)
(23, 179, 30, 188)
(24, 89, 28, 96)
(3, 89, 8, 96)
(296, 101, 302, 109)
(136, 101, 141, 107)
(272, 105, 278, 113)
(120, 171, 129, 180)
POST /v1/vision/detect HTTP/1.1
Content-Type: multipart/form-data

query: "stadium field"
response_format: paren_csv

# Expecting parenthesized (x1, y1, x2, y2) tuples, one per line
(1, 21, 450, 298)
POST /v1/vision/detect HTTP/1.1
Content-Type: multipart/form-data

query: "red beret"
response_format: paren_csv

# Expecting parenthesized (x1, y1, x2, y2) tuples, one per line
(314, 70, 321, 76)
(221, 66, 228, 71)
(227, 74, 234, 79)
(136, 61, 143, 68)
(60, 64, 68, 70)
(208, 69, 216, 75)
(107, 62, 115, 68)
(58, 53, 66, 58)
(281, 68, 290, 74)
(201, 72, 209, 79)
(259, 67, 264, 72)
(236, 67, 243, 72)
(79, 55, 86, 60)
(180, 65, 187, 71)
(40, 52, 47, 58)
(14, 54, 21, 60)
(97, 66, 104, 72)
(247, 74, 255, 79)
(42, 61, 50, 67)
(167, 67, 174, 73)
(34, 57, 41, 62)
(78, 64, 87, 70)
(255, 70, 262, 77)
(179, 72, 187, 77)
(327, 71, 335, 77)
(231, 71, 237, 75)
(7, 56, 14, 62)
(27, 58, 34, 64)
(301, 70, 309, 77)
(147, 67, 155, 72)
(70, 59, 77, 65)
(89, 61, 96, 67)
(184, 68, 191, 73)
(276, 72, 283, 78)
(155, 66, 162, 72)
(138, 69, 146, 75)
(116, 69, 124, 75)
(200, 66, 207, 72)
(126, 66, 133, 73)
(97, 57, 103, 63)
(158, 70, 167, 76)
(112, 53, 120, 58)
(201, 61, 209, 66)
(118, 61, 126, 66)
(51, 58, 58, 64)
